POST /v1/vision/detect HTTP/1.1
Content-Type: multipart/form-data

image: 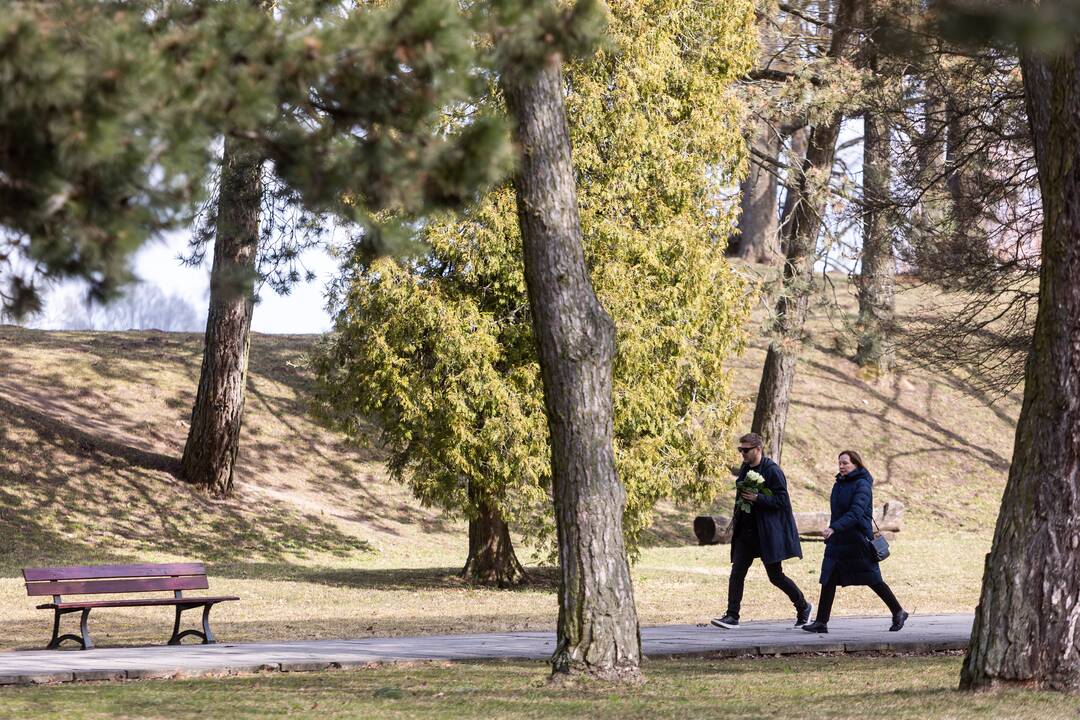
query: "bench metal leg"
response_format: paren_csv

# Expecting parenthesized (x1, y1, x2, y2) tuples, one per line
(168, 603, 217, 645)
(201, 604, 216, 644)
(47, 608, 93, 650)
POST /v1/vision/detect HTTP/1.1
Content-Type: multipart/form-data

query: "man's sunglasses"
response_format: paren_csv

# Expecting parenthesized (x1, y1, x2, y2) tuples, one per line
(737, 446, 757, 454)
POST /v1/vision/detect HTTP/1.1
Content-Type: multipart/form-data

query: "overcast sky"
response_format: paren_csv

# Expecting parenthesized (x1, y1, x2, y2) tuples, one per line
(133, 232, 337, 335)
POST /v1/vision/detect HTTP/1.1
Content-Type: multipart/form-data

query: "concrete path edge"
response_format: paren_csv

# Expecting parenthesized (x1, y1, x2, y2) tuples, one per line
(0, 614, 974, 687)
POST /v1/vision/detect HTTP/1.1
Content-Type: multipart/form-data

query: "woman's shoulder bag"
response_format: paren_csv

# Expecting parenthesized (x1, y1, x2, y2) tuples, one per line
(864, 517, 890, 562)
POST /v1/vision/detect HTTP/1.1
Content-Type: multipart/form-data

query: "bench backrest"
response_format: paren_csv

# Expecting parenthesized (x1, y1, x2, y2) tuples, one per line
(22, 563, 209, 599)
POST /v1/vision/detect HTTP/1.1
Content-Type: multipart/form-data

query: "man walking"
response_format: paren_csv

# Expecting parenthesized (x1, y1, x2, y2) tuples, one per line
(711, 432, 811, 629)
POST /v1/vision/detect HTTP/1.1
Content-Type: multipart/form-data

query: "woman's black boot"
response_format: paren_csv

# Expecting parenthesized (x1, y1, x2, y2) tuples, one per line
(889, 610, 909, 632)
(801, 620, 828, 633)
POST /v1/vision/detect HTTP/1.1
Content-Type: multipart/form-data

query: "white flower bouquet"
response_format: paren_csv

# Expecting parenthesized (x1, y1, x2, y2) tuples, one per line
(735, 469, 772, 513)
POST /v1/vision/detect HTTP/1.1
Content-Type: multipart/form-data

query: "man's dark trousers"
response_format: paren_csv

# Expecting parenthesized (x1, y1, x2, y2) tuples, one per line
(726, 522, 806, 619)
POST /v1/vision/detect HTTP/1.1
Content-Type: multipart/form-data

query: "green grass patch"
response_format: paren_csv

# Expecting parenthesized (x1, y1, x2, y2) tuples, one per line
(2, 656, 1078, 719)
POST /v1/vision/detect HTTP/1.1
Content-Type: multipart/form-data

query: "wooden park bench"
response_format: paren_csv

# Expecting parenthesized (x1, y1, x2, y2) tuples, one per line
(22, 562, 239, 650)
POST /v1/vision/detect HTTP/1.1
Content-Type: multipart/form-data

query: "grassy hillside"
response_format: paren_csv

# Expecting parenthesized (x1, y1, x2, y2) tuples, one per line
(0, 275, 1018, 649)
(715, 274, 1017, 534)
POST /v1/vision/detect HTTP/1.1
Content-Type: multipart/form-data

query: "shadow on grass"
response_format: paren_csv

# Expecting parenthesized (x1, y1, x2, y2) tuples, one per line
(638, 503, 701, 549)
(209, 563, 560, 592)
(0, 393, 373, 577)
(0, 326, 457, 545)
(0, 328, 478, 578)
(0, 395, 181, 477)
(797, 352, 1012, 482)
(2, 609, 561, 652)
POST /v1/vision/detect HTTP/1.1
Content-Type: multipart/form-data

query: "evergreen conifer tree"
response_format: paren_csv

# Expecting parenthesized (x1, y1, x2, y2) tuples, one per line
(314, 0, 756, 656)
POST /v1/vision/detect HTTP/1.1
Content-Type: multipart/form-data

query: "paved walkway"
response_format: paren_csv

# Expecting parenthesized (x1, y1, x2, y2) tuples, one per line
(0, 614, 973, 686)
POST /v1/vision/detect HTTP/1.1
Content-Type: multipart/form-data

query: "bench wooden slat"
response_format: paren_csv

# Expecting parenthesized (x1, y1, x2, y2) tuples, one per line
(23, 563, 206, 582)
(23, 561, 238, 650)
(25, 575, 210, 597)
(36, 596, 240, 610)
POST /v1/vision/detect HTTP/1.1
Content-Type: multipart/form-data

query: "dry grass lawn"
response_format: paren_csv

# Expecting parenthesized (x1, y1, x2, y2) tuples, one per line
(3, 656, 1078, 720)
(0, 275, 1015, 650)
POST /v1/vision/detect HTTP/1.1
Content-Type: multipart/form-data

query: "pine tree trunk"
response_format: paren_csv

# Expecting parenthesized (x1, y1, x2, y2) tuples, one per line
(461, 494, 527, 588)
(730, 9, 787, 265)
(751, 0, 857, 462)
(180, 136, 261, 497)
(500, 58, 642, 681)
(854, 24, 896, 373)
(914, 93, 950, 247)
(731, 121, 782, 264)
(945, 96, 983, 244)
(960, 42, 1080, 692)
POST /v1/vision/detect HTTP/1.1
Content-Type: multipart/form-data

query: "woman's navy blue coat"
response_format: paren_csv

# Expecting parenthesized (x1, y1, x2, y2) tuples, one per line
(819, 466, 882, 586)
(730, 457, 802, 564)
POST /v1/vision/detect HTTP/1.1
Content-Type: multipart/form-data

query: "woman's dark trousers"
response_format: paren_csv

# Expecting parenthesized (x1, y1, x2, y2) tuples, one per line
(726, 541, 807, 619)
(814, 578, 902, 623)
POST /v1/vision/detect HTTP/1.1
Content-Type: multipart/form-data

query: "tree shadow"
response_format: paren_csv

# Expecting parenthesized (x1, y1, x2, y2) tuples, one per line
(638, 502, 709, 549)
(0, 395, 180, 476)
(798, 352, 1011, 472)
(0, 386, 373, 577)
(0, 326, 459, 576)
(207, 563, 560, 592)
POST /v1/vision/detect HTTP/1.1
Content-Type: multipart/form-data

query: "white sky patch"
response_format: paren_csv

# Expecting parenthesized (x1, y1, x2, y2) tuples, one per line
(132, 230, 337, 335)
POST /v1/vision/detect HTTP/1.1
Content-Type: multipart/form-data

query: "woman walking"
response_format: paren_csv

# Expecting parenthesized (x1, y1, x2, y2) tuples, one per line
(802, 450, 908, 633)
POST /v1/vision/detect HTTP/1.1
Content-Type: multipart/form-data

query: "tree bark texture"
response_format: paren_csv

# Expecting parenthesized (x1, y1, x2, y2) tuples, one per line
(915, 93, 950, 245)
(855, 22, 896, 373)
(751, 0, 858, 462)
(731, 121, 783, 264)
(501, 58, 642, 681)
(729, 7, 789, 265)
(960, 43, 1080, 692)
(945, 95, 984, 246)
(461, 493, 527, 588)
(180, 136, 261, 497)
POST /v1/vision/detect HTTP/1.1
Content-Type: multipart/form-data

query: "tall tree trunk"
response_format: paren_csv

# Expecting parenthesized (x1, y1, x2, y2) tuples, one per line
(751, 0, 857, 461)
(501, 58, 642, 681)
(960, 41, 1080, 692)
(180, 136, 261, 496)
(855, 18, 896, 374)
(777, 127, 809, 252)
(729, 3, 788, 264)
(914, 93, 950, 247)
(461, 491, 527, 588)
(945, 95, 983, 248)
(731, 122, 783, 263)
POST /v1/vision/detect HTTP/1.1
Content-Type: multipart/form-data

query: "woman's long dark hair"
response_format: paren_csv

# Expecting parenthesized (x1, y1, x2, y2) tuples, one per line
(838, 449, 866, 469)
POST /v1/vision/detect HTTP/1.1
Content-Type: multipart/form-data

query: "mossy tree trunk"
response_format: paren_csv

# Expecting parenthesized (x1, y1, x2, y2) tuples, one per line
(180, 136, 261, 497)
(960, 40, 1080, 692)
(501, 57, 642, 681)
(751, 0, 857, 462)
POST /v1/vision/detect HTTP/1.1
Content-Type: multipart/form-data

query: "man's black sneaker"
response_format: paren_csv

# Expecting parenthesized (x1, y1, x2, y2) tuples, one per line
(889, 610, 909, 632)
(795, 602, 813, 627)
(801, 620, 828, 633)
(710, 615, 739, 629)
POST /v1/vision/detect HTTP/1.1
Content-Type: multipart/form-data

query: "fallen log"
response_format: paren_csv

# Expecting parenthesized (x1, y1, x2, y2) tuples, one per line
(693, 501, 904, 545)
(692, 515, 733, 545)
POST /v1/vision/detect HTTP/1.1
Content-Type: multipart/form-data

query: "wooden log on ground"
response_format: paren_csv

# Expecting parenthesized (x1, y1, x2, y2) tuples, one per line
(794, 501, 904, 538)
(793, 511, 830, 537)
(694, 501, 904, 544)
(693, 515, 733, 545)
